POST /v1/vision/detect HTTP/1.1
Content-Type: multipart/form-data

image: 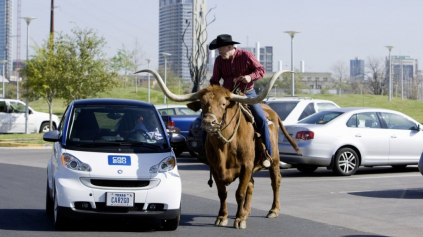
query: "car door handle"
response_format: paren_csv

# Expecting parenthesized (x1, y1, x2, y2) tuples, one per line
(391, 135, 397, 138)
(355, 134, 362, 137)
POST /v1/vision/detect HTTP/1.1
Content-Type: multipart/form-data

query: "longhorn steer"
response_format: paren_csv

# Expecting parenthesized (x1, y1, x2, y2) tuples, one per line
(136, 69, 301, 229)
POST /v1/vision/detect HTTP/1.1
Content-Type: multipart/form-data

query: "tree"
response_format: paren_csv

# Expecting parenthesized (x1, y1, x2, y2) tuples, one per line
(331, 61, 349, 96)
(60, 27, 117, 103)
(365, 57, 386, 95)
(20, 35, 66, 131)
(279, 70, 306, 95)
(110, 44, 134, 88)
(182, 5, 216, 92)
(110, 39, 145, 90)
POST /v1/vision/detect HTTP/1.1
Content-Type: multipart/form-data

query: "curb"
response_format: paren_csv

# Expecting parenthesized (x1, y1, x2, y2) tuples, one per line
(0, 142, 52, 148)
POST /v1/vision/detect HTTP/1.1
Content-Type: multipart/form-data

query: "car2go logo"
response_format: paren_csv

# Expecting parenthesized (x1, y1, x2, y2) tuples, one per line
(108, 155, 132, 166)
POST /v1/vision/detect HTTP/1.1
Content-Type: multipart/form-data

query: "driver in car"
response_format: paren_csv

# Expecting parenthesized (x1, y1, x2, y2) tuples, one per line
(133, 115, 163, 140)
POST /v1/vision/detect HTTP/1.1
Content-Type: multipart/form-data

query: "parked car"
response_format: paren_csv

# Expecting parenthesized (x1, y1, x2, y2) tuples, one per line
(186, 97, 340, 165)
(156, 104, 200, 156)
(43, 99, 181, 230)
(279, 107, 423, 176)
(0, 99, 59, 133)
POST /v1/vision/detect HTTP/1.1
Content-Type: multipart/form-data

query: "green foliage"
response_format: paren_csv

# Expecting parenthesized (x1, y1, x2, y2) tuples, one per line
(59, 27, 118, 104)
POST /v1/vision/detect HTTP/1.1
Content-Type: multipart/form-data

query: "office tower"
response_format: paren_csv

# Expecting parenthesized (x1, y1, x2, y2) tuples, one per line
(0, 0, 13, 78)
(239, 45, 273, 73)
(159, 0, 206, 80)
(350, 57, 365, 80)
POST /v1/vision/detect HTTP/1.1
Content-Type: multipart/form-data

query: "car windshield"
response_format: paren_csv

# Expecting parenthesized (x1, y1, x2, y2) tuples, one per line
(266, 101, 300, 121)
(299, 111, 343, 124)
(67, 105, 167, 147)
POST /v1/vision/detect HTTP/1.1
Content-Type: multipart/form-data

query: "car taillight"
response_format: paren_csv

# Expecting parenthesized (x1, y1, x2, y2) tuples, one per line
(167, 120, 175, 129)
(295, 131, 314, 140)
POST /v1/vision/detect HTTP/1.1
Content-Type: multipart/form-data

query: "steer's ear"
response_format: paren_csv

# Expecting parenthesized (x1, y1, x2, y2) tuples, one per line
(187, 101, 201, 112)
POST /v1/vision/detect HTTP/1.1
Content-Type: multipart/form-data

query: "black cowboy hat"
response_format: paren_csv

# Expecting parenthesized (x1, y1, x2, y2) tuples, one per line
(209, 34, 240, 50)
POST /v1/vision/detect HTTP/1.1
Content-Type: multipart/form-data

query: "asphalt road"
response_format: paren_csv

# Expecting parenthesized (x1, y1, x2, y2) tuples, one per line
(0, 147, 422, 237)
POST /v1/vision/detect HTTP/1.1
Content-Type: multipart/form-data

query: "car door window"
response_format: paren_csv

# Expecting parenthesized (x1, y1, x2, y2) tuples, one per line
(380, 112, 416, 130)
(0, 101, 7, 113)
(9, 101, 26, 113)
(177, 108, 201, 115)
(316, 102, 338, 112)
(298, 102, 316, 120)
(266, 101, 300, 121)
(356, 112, 381, 128)
(159, 109, 175, 115)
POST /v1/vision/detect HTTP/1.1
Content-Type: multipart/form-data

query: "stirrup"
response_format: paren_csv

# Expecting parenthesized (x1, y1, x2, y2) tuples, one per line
(262, 150, 272, 168)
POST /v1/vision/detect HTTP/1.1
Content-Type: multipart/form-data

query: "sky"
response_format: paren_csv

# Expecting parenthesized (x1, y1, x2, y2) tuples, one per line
(15, 0, 423, 74)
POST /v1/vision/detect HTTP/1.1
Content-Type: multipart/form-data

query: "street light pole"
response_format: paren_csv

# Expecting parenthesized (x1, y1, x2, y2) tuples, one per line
(22, 17, 36, 134)
(0, 60, 6, 98)
(385, 46, 393, 101)
(285, 31, 300, 97)
(162, 53, 171, 104)
(401, 60, 403, 100)
(146, 59, 151, 103)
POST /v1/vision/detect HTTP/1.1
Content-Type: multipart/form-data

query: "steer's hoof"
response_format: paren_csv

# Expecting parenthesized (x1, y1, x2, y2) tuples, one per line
(234, 219, 247, 229)
(215, 217, 228, 226)
(266, 211, 279, 218)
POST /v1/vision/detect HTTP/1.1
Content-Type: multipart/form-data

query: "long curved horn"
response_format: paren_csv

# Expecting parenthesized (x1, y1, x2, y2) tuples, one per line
(134, 69, 200, 102)
(230, 70, 292, 104)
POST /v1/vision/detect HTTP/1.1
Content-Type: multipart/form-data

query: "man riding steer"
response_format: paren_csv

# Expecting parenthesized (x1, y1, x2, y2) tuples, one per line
(209, 34, 273, 167)
(136, 62, 301, 229)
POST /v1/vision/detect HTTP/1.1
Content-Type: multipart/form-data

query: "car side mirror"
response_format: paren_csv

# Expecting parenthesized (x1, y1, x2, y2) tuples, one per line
(411, 124, 421, 131)
(43, 130, 61, 142)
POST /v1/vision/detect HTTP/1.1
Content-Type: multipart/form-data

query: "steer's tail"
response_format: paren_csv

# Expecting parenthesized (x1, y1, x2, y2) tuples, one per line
(278, 117, 302, 155)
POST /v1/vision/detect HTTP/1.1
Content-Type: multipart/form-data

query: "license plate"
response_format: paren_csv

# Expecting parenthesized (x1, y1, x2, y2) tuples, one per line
(106, 192, 134, 207)
(108, 155, 131, 166)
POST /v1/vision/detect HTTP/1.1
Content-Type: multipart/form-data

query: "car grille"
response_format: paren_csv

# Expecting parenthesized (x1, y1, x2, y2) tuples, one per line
(90, 179, 150, 188)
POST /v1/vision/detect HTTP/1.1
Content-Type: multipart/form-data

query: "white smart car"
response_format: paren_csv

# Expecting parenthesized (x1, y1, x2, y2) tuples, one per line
(43, 99, 181, 230)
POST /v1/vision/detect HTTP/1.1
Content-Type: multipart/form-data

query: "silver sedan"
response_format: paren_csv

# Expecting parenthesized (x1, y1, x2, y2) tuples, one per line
(279, 107, 423, 176)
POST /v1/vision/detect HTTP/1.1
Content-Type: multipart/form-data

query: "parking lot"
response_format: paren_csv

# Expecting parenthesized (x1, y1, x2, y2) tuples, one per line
(0, 148, 422, 236)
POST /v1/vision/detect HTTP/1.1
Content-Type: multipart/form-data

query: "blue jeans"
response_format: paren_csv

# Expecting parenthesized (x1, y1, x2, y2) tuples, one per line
(245, 90, 272, 155)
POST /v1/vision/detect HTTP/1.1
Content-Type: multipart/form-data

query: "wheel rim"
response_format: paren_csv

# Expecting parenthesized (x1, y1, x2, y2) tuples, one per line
(42, 125, 50, 133)
(338, 151, 357, 173)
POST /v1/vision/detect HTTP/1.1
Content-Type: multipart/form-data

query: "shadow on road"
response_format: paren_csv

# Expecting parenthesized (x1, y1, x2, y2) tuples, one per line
(348, 188, 423, 199)
(0, 208, 217, 232)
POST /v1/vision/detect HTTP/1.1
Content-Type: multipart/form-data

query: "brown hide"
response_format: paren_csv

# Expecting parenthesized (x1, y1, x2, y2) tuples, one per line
(196, 84, 288, 229)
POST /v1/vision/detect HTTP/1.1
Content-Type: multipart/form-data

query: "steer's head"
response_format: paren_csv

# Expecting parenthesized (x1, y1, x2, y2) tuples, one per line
(187, 85, 232, 133)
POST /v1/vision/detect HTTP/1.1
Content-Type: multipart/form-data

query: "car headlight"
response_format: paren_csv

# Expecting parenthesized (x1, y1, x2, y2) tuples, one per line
(61, 153, 92, 172)
(149, 156, 176, 173)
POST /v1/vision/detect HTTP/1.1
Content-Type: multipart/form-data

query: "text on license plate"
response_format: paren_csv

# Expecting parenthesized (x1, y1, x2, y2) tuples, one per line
(106, 192, 134, 207)
(108, 155, 131, 166)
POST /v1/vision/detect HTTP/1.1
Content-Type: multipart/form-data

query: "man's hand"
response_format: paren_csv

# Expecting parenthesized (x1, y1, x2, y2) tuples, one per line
(234, 75, 252, 84)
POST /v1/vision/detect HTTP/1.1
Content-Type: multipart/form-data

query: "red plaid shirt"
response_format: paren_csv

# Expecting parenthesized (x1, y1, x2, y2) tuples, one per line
(210, 49, 265, 92)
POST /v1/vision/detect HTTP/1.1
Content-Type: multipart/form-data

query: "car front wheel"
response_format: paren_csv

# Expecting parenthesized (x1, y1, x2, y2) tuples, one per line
(53, 190, 67, 229)
(40, 122, 56, 133)
(162, 207, 180, 231)
(333, 148, 359, 176)
(46, 181, 53, 216)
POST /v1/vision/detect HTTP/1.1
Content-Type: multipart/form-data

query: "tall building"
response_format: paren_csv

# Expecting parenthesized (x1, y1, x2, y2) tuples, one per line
(159, 0, 206, 80)
(390, 55, 417, 80)
(350, 57, 365, 80)
(0, 0, 13, 78)
(239, 45, 273, 73)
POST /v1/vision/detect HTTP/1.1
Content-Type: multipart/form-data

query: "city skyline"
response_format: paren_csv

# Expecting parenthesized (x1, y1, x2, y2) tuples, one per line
(10, 0, 423, 76)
